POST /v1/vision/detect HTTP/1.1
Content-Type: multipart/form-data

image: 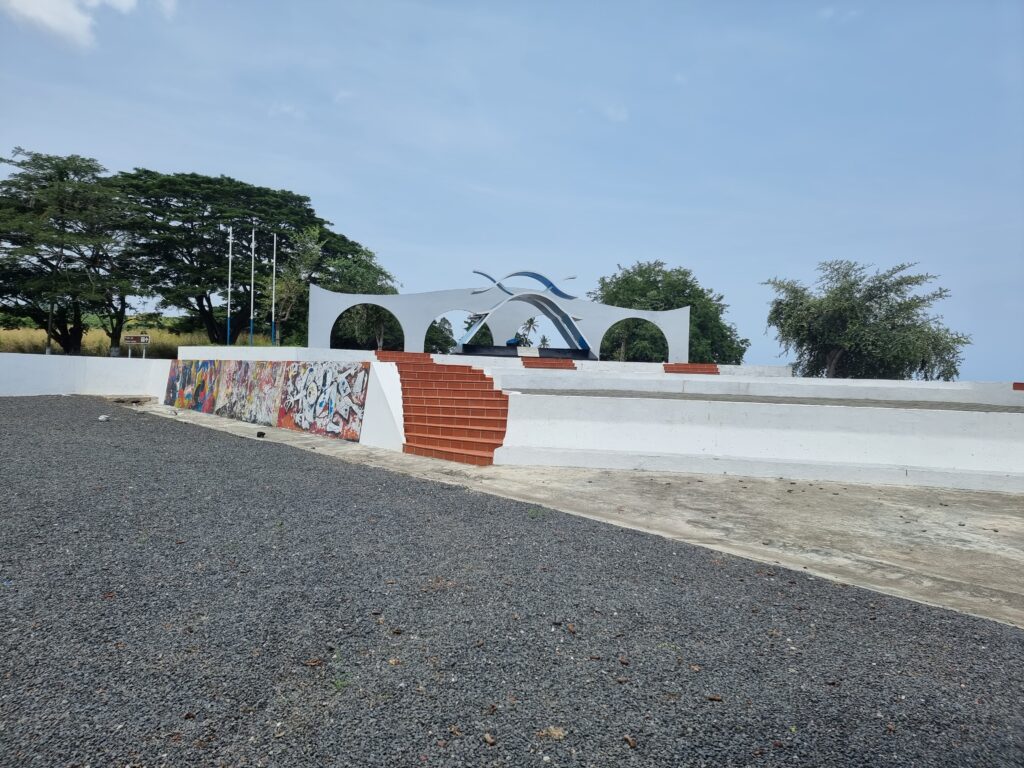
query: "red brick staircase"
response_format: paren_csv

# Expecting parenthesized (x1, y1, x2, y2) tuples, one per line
(375, 351, 508, 465)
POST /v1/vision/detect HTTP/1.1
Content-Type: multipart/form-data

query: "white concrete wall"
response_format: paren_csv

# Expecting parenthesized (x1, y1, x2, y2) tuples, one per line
(359, 362, 405, 451)
(487, 370, 1024, 408)
(0, 353, 171, 398)
(494, 392, 1024, 493)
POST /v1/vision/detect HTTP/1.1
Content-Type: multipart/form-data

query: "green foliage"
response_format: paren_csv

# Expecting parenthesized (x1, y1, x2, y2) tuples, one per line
(425, 317, 456, 354)
(116, 168, 393, 345)
(330, 302, 403, 350)
(0, 147, 140, 354)
(461, 315, 494, 346)
(764, 261, 970, 380)
(588, 261, 749, 363)
(0, 148, 396, 351)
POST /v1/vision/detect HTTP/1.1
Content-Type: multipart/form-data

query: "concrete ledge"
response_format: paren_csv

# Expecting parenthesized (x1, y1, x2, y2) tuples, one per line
(495, 392, 1024, 493)
(493, 446, 1024, 494)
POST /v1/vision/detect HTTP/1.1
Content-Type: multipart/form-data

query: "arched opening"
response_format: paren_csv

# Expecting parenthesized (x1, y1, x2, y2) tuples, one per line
(599, 318, 669, 362)
(431, 310, 494, 352)
(330, 303, 405, 350)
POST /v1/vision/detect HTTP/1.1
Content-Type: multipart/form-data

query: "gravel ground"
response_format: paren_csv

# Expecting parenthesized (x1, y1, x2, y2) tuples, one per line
(1, 395, 1022, 768)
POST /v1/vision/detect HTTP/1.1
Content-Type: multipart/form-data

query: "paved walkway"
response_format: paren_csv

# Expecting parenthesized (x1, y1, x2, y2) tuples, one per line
(136, 400, 1024, 628)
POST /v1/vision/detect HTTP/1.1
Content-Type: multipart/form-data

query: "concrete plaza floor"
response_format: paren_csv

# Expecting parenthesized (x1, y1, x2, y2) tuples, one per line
(139, 400, 1024, 629)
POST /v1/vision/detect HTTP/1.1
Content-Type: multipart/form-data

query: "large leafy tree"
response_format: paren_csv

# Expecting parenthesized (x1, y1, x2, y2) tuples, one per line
(589, 260, 749, 363)
(0, 148, 140, 354)
(262, 225, 397, 346)
(764, 261, 970, 380)
(117, 169, 390, 345)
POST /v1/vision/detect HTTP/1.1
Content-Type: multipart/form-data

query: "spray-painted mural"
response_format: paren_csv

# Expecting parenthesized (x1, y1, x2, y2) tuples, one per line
(164, 359, 369, 441)
(278, 361, 368, 440)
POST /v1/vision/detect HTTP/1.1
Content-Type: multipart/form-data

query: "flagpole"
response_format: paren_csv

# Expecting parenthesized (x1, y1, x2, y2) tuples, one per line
(249, 227, 256, 346)
(226, 227, 234, 346)
(271, 232, 277, 346)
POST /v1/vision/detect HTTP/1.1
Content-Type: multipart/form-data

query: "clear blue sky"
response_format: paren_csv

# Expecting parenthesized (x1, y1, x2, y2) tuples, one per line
(2, 0, 1022, 379)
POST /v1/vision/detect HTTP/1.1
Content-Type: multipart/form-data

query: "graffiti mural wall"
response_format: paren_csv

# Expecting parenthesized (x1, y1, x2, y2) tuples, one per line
(278, 361, 367, 440)
(163, 360, 370, 441)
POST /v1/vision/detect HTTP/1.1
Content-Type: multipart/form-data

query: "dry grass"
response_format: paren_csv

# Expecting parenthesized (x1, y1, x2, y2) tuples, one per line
(0, 328, 273, 358)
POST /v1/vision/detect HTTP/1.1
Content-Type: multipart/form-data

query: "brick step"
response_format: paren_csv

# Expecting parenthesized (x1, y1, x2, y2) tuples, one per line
(404, 431, 503, 452)
(376, 351, 433, 359)
(522, 358, 577, 369)
(404, 420, 506, 440)
(400, 371, 494, 382)
(664, 363, 720, 375)
(403, 399, 507, 411)
(404, 412, 508, 429)
(397, 378, 497, 391)
(401, 386, 506, 398)
(404, 404, 508, 418)
(403, 442, 494, 466)
(393, 363, 478, 374)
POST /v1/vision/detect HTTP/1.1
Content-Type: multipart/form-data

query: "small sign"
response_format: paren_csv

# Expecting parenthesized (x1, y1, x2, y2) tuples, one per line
(124, 334, 150, 345)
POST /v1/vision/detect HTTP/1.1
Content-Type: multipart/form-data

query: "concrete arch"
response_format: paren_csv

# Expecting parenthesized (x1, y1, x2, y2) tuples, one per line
(308, 283, 691, 361)
(329, 301, 405, 350)
(597, 316, 670, 361)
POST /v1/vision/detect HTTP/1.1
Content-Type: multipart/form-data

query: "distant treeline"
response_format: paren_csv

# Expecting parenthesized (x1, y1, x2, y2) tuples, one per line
(0, 147, 396, 355)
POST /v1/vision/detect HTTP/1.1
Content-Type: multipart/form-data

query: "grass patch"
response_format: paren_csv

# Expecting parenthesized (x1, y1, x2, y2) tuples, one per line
(0, 327, 273, 358)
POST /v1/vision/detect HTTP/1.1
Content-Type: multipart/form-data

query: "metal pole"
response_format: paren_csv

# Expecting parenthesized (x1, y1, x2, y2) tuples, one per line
(271, 233, 277, 345)
(226, 227, 234, 345)
(249, 227, 255, 346)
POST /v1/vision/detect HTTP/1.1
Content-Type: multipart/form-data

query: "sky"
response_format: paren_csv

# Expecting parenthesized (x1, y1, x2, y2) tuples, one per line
(1, 0, 1022, 379)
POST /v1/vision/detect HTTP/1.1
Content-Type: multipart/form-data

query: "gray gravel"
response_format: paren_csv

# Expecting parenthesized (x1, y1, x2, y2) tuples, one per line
(1, 395, 1022, 767)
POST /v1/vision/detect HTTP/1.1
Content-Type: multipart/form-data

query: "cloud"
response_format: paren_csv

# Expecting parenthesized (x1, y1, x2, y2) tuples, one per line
(817, 6, 862, 24)
(599, 102, 629, 123)
(268, 102, 307, 121)
(0, 0, 171, 47)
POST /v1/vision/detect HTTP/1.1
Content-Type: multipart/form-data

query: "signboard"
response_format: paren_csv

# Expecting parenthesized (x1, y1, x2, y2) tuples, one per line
(124, 334, 150, 345)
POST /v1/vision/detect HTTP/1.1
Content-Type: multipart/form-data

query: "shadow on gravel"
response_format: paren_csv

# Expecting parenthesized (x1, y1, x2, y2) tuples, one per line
(1, 396, 1022, 767)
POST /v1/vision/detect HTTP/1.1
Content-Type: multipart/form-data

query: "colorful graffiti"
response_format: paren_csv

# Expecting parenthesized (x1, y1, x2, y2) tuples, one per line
(278, 361, 368, 440)
(165, 359, 369, 441)
(164, 359, 221, 412)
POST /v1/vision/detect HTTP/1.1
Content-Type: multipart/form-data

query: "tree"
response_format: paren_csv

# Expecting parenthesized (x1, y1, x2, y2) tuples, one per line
(0, 148, 140, 354)
(589, 261, 749, 363)
(765, 261, 970, 380)
(539, 334, 550, 348)
(462, 315, 494, 346)
(257, 225, 395, 346)
(519, 316, 539, 342)
(425, 317, 456, 353)
(117, 169, 388, 345)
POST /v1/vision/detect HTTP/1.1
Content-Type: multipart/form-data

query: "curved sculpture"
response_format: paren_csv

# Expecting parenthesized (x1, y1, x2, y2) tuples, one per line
(307, 271, 691, 362)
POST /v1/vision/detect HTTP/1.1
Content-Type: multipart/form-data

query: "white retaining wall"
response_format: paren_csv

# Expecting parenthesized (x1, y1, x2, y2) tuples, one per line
(487, 370, 1024, 408)
(0, 353, 171, 398)
(493, 393, 1024, 493)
